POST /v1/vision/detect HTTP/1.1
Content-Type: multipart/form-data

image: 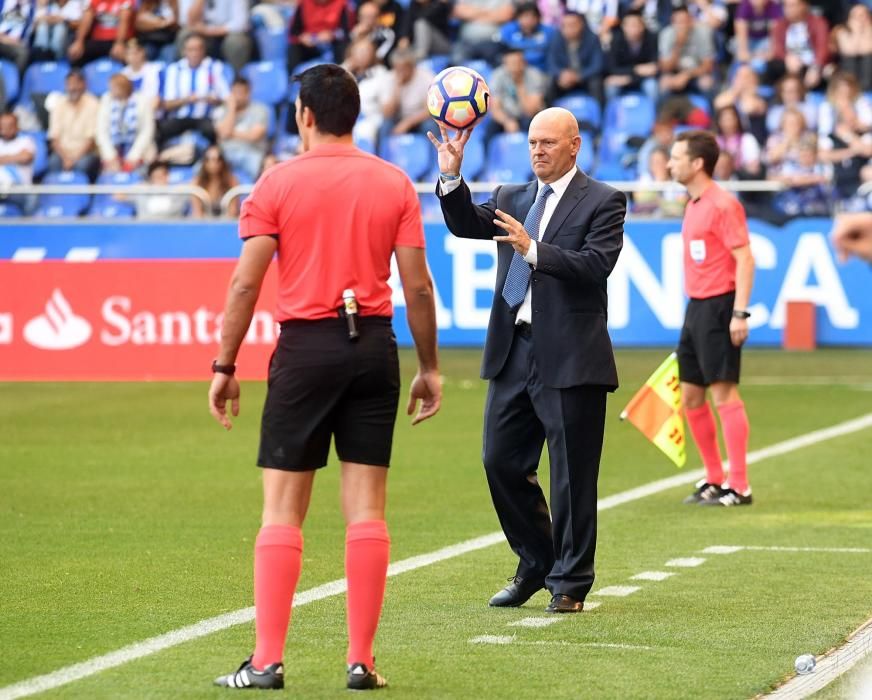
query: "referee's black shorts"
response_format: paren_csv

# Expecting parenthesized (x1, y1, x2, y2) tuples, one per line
(258, 316, 400, 471)
(677, 291, 741, 387)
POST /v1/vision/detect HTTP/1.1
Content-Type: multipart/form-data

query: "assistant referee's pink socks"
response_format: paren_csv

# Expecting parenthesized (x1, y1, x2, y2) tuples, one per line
(718, 400, 750, 494)
(686, 403, 724, 485)
(252, 524, 303, 670)
(345, 520, 390, 668)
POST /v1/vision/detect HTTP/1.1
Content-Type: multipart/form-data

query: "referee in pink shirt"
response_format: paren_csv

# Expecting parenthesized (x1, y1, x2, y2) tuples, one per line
(668, 130, 756, 507)
(208, 64, 441, 692)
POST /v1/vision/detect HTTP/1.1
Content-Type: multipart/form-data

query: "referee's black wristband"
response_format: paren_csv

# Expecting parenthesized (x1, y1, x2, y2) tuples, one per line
(212, 360, 236, 375)
(732, 310, 751, 319)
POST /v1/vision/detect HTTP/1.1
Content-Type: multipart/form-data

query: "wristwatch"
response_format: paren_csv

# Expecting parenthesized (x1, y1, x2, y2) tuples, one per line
(732, 309, 751, 319)
(211, 360, 236, 375)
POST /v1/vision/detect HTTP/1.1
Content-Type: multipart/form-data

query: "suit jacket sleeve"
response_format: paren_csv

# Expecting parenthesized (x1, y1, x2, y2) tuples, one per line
(438, 178, 503, 241)
(535, 189, 626, 285)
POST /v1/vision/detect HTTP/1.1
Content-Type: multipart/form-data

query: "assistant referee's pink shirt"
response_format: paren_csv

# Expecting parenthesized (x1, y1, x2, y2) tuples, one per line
(682, 182, 750, 300)
(239, 143, 425, 321)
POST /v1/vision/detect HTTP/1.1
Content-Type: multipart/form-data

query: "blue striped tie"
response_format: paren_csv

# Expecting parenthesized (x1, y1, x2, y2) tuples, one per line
(501, 184, 553, 310)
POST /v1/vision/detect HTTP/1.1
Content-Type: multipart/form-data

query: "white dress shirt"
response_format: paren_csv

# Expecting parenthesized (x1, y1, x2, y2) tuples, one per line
(439, 164, 579, 324)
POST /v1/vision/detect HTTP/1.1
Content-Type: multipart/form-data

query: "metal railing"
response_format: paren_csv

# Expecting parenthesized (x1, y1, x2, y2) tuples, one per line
(0, 184, 213, 214)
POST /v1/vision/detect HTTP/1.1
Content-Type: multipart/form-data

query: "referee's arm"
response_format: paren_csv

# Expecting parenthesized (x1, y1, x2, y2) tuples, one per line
(730, 243, 755, 347)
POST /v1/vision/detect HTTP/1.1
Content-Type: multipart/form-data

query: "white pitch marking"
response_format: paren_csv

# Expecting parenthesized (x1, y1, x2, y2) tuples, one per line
(584, 601, 601, 610)
(742, 546, 871, 554)
(702, 546, 744, 554)
(64, 247, 100, 262)
(508, 617, 562, 628)
(631, 571, 675, 582)
(592, 586, 641, 597)
(3, 413, 872, 700)
(763, 616, 872, 699)
(469, 638, 654, 651)
(11, 247, 47, 262)
(665, 557, 706, 568)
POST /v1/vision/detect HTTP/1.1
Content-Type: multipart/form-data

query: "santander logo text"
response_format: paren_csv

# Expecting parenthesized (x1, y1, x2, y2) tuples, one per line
(24, 289, 93, 350)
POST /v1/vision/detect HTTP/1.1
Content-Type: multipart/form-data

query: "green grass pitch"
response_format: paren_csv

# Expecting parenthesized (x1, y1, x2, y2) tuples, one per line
(2, 349, 871, 699)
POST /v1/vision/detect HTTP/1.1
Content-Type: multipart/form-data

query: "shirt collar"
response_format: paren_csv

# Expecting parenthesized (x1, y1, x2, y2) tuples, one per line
(537, 165, 577, 200)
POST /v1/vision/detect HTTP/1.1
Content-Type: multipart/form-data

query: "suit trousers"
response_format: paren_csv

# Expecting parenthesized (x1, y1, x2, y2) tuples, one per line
(482, 326, 607, 600)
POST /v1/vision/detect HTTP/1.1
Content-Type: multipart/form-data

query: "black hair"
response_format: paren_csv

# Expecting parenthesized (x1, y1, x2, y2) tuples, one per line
(292, 64, 360, 137)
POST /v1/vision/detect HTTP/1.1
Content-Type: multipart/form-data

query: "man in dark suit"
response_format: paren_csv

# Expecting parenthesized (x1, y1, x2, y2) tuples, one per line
(427, 108, 625, 613)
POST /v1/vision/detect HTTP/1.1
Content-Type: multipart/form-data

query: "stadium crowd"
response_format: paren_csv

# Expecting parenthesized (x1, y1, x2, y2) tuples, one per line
(0, 0, 870, 220)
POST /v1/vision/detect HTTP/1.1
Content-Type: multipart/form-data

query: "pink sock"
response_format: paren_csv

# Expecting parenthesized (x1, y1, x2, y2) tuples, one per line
(345, 520, 390, 667)
(686, 403, 725, 485)
(252, 524, 303, 670)
(718, 400, 750, 493)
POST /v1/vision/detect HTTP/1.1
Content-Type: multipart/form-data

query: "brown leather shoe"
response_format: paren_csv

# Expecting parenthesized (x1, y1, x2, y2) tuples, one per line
(545, 594, 584, 613)
(488, 576, 545, 607)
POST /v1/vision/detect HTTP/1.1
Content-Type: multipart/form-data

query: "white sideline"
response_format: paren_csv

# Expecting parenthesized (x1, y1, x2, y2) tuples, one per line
(2, 412, 872, 700)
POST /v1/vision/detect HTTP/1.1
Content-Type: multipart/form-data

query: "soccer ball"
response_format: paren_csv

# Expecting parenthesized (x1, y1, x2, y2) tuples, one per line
(427, 66, 490, 130)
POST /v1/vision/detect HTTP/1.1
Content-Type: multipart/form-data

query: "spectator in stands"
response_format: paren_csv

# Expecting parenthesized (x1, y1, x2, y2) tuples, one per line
(713, 63, 767, 143)
(0, 0, 35, 72)
(343, 36, 388, 146)
(96, 73, 155, 174)
(135, 0, 179, 62)
(0, 111, 35, 188)
(658, 4, 716, 99)
(259, 151, 280, 173)
(764, 106, 812, 174)
(486, 47, 547, 140)
(604, 9, 659, 105)
(766, 0, 829, 90)
(499, 2, 555, 72)
(832, 4, 872, 93)
(134, 159, 187, 218)
(714, 104, 762, 178)
(156, 33, 229, 150)
(349, 1, 396, 62)
(770, 134, 831, 217)
(636, 115, 675, 176)
(288, 0, 354, 72)
(190, 144, 239, 217)
(32, 0, 83, 62)
(633, 145, 688, 216)
(817, 71, 872, 141)
(817, 100, 872, 206)
(397, 0, 452, 59)
(546, 11, 605, 103)
(622, 0, 672, 32)
(765, 73, 816, 134)
(67, 0, 135, 65)
(179, 0, 251, 74)
(451, 0, 514, 64)
(213, 76, 269, 181)
(47, 68, 100, 179)
(686, 0, 727, 33)
(122, 38, 161, 103)
(713, 148, 736, 181)
(379, 46, 433, 139)
(732, 0, 782, 71)
(564, 0, 619, 47)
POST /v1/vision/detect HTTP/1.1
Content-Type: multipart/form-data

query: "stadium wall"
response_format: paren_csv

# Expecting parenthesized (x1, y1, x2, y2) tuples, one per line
(1, 218, 869, 380)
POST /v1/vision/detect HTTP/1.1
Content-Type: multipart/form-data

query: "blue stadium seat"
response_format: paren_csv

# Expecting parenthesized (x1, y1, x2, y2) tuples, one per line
(168, 165, 195, 184)
(83, 58, 124, 96)
(577, 130, 595, 173)
(592, 158, 634, 181)
(274, 132, 300, 158)
(255, 27, 288, 62)
(427, 134, 484, 182)
(419, 193, 443, 222)
(20, 61, 70, 105)
(604, 92, 655, 137)
(0, 202, 23, 217)
(242, 61, 288, 106)
(35, 170, 91, 217)
(379, 133, 433, 182)
(554, 92, 601, 130)
(465, 59, 493, 86)
(90, 171, 140, 218)
(21, 131, 48, 179)
(233, 169, 254, 185)
(483, 132, 531, 183)
(222, 62, 235, 87)
(686, 92, 711, 116)
(354, 135, 376, 154)
(418, 55, 450, 77)
(1, 59, 19, 105)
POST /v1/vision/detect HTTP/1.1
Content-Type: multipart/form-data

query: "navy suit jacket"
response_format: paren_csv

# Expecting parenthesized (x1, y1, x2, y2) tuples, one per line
(439, 169, 625, 391)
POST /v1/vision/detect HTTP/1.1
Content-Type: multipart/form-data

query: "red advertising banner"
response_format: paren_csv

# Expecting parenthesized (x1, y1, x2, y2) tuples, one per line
(0, 261, 278, 380)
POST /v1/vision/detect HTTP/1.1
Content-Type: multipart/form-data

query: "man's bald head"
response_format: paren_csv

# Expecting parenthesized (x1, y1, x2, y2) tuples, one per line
(527, 108, 581, 183)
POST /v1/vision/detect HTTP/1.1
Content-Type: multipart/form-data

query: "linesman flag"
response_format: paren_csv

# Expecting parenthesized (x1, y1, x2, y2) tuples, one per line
(620, 352, 686, 468)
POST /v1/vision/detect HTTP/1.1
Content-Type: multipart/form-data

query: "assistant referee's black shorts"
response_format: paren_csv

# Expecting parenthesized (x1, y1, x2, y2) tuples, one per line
(258, 316, 400, 471)
(677, 291, 741, 387)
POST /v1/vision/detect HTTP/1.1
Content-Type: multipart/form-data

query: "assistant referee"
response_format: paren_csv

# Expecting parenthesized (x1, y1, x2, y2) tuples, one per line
(208, 64, 441, 692)
(668, 130, 756, 507)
